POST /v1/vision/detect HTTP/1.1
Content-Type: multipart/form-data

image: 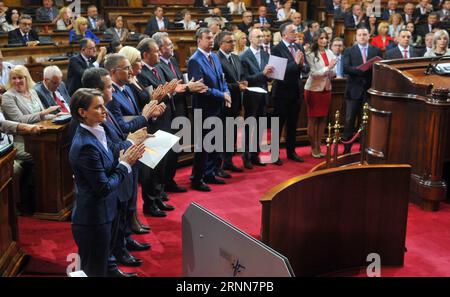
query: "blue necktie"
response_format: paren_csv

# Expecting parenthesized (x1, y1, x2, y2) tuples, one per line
(23, 33, 29, 42)
(336, 56, 343, 77)
(48, 8, 53, 20)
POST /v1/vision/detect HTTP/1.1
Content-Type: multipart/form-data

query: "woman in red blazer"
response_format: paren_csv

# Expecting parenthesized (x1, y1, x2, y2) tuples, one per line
(370, 22, 395, 51)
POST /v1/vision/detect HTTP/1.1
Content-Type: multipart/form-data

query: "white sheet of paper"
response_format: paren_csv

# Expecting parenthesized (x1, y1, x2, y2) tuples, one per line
(247, 87, 268, 94)
(139, 130, 180, 169)
(267, 55, 288, 80)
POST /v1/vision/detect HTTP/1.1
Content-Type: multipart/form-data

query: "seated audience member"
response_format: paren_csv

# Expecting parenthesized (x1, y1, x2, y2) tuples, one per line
(144, 6, 169, 36)
(344, 3, 366, 28)
(416, 12, 439, 39)
(367, 13, 378, 37)
(228, 0, 246, 14)
(327, 0, 342, 14)
(405, 21, 422, 46)
(402, 2, 417, 24)
(388, 13, 403, 39)
(437, 0, 449, 21)
(424, 29, 450, 57)
(291, 12, 305, 33)
(0, 50, 13, 91)
(335, 0, 350, 19)
(371, 22, 395, 51)
(34, 65, 70, 111)
(382, 0, 401, 20)
(2, 8, 19, 32)
(8, 14, 39, 46)
(86, 4, 106, 31)
(177, 9, 198, 30)
(1, 65, 60, 125)
(205, 7, 228, 28)
(67, 38, 107, 95)
(256, 5, 272, 29)
(194, 0, 215, 8)
(304, 20, 320, 45)
(277, 0, 296, 21)
(330, 37, 345, 78)
(105, 15, 129, 43)
(70, 17, 100, 44)
(69, 88, 145, 277)
(108, 40, 123, 53)
(56, 6, 73, 31)
(237, 11, 253, 33)
(385, 29, 421, 59)
(233, 30, 248, 55)
(36, 0, 58, 23)
(414, 0, 433, 23)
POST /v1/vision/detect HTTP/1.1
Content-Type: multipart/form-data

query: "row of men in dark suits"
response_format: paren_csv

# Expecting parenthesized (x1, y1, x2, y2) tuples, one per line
(187, 24, 309, 191)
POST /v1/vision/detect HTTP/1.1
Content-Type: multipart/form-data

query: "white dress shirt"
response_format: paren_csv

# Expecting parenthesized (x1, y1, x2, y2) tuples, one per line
(156, 17, 165, 30)
(398, 45, 410, 58)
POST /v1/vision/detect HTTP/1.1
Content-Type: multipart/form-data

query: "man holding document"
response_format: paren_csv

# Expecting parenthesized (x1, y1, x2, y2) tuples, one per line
(342, 26, 381, 154)
(240, 28, 274, 169)
(271, 22, 310, 164)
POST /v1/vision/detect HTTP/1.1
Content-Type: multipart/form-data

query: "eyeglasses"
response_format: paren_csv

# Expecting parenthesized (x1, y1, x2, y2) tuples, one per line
(20, 22, 32, 26)
(115, 66, 132, 71)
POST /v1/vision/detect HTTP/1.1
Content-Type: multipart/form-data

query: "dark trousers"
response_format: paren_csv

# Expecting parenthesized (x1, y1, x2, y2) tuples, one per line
(111, 200, 132, 258)
(242, 93, 266, 161)
(343, 98, 365, 152)
(140, 158, 166, 208)
(72, 222, 112, 277)
(275, 98, 302, 154)
(223, 93, 242, 166)
(192, 125, 221, 181)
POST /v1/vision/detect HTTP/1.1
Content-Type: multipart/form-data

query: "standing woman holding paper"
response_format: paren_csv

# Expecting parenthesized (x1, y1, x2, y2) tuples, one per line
(69, 89, 145, 276)
(304, 29, 337, 158)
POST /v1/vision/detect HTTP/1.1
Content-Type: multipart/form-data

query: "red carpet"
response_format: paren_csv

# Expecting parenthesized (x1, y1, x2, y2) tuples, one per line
(18, 145, 450, 277)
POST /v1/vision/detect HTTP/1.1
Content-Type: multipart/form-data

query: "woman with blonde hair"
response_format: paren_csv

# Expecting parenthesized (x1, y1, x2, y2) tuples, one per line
(69, 16, 99, 44)
(388, 13, 403, 39)
(424, 30, 450, 57)
(371, 22, 395, 51)
(56, 7, 74, 30)
(233, 30, 248, 55)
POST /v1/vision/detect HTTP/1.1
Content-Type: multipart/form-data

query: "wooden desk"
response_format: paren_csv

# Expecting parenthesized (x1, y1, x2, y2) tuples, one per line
(22, 120, 74, 221)
(260, 164, 411, 276)
(0, 148, 26, 276)
(367, 57, 450, 211)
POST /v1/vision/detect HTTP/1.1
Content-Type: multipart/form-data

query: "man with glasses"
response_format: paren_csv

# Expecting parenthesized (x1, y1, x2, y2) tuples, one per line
(34, 65, 71, 112)
(36, 0, 58, 23)
(67, 38, 107, 95)
(238, 11, 253, 33)
(330, 37, 345, 78)
(8, 14, 39, 46)
(240, 28, 274, 169)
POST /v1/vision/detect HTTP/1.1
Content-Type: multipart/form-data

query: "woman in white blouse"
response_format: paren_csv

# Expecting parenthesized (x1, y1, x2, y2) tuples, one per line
(277, 0, 296, 22)
(227, 0, 247, 15)
(424, 30, 450, 57)
(176, 9, 198, 30)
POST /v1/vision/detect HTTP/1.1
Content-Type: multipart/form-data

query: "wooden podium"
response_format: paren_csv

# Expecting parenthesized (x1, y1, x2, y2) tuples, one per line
(0, 149, 26, 276)
(23, 120, 74, 221)
(367, 57, 450, 211)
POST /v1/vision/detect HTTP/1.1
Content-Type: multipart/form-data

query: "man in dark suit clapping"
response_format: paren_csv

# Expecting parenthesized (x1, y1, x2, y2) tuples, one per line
(271, 22, 310, 164)
(343, 26, 381, 154)
(217, 31, 247, 174)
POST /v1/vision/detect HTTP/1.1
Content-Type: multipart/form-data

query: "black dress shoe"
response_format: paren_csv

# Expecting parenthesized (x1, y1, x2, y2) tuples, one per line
(273, 158, 283, 166)
(108, 268, 138, 277)
(126, 239, 151, 251)
(115, 252, 143, 267)
(143, 204, 167, 217)
(251, 158, 266, 166)
(155, 199, 175, 211)
(243, 159, 253, 169)
(160, 191, 170, 202)
(204, 176, 226, 184)
(191, 180, 211, 192)
(131, 225, 150, 234)
(287, 153, 304, 162)
(165, 184, 188, 193)
(216, 169, 232, 179)
(223, 164, 244, 172)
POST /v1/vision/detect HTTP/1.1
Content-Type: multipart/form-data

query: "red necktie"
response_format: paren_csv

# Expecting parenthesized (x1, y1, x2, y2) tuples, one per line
(288, 44, 296, 58)
(152, 68, 161, 82)
(403, 49, 408, 58)
(168, 61, 178, 78)
(208, 54, 216, 69)
(52, 92, 68, 113)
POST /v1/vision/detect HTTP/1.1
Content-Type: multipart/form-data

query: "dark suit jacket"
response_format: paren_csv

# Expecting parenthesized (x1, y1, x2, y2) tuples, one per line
(343, 44, 382, 101)
(69, 126, 128, 225)
(384, 46, 420, 60)
(401, 13, 417, 24)
(271, 41, 309, 101)
(344, 13, 366, 28)
(237, 22, 252, 33)
(413, 7, 430, 23)
(35, 6, 59, 22)
(7, 28, 39, 45)
(144, 16, 169, 36)
(416, 23, 433, 38)
(106, 84, 148, 134)
(87, 16, 107, 31)
(158, 57, 188, 119)
(218, 50, 245, 115)
(187, 50, 229, 118)
(67, 54, 93, 96)
(34, 81, 71, 110)
(240, 47, 270, 107)
(381, 8, 401, 20)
